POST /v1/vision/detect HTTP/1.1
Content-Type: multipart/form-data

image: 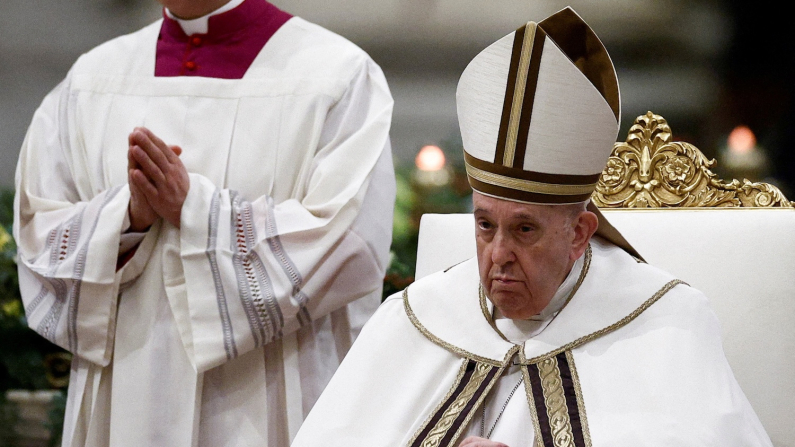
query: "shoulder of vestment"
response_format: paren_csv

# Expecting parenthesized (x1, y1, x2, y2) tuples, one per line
(71, 20, 163, 76)
(245, 17, 376, 84)
(403, 239, 696, 365)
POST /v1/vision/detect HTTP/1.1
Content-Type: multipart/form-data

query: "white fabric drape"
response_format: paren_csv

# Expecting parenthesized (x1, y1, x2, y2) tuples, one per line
(293, 239, 772, 447)
(15, 16, 394, 447)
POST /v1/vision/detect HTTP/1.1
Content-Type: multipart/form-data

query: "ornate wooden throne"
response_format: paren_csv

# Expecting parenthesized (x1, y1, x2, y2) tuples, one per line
(414, 113, 795, 445)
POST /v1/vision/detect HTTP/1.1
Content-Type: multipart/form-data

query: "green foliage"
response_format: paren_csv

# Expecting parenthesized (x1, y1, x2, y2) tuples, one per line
(383, 155, 471, 300)
(1, 191, 21, 322)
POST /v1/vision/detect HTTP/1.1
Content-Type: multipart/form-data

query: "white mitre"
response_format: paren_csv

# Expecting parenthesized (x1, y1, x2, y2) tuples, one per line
(458, 7, 639, 257)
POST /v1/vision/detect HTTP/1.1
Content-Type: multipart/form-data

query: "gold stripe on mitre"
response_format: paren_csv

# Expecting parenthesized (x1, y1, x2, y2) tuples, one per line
(465, 162, 597, 197)
(502, 21, 537, 167)
(465, 151, 600, 204)
(496, 21, 548, 170)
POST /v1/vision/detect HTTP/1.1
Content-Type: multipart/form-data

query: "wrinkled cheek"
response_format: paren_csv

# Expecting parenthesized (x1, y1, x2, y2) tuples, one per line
(476, 251, 492, 287)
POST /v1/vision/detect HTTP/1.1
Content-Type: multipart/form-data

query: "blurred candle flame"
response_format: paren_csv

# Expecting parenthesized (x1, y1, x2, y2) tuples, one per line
(415, 145, 446, 171)
(727, 125, 756, 154)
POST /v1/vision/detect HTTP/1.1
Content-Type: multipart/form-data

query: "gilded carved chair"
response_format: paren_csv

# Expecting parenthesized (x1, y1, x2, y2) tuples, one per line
(415, 112, 795, 445)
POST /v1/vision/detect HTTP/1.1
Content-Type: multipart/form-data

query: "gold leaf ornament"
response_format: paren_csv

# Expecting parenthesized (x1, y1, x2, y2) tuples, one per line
(592, 112, 793, 208)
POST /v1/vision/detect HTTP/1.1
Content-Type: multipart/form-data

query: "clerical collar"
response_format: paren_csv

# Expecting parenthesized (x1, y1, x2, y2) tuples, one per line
(156, 0, 291, 79)
(491, 247, 589, 343)
(165, 0, 245, 35)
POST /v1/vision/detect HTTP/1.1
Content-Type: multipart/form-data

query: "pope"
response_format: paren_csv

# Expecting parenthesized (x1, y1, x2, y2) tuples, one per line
(292, 7, 772, 447)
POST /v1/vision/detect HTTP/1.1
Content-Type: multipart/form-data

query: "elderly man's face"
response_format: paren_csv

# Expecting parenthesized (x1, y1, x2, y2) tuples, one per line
(473, 192, 594, 320)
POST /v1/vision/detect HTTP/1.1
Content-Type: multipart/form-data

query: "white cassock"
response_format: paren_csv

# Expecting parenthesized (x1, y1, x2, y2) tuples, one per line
(292, 238, 773, 447)
(14, 16, 394, 447)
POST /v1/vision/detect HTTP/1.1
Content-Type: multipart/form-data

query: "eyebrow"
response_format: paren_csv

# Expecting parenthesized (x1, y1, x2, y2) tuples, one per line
(473, 208, 538, 222)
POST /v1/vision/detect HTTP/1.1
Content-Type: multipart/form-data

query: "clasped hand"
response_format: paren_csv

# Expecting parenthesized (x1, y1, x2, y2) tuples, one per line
(127, 127, 189, 231)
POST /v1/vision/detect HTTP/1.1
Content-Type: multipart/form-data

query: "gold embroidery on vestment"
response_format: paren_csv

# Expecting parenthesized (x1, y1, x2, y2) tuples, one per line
(445, 364, 504, 447)
(405, 248, 685, 447)
(420, 363, 492, 447)
(408, 359, 470, 447)
(538, 357, 577, 447)
(408, 360, 506, 447)
(519, 350, 546, 446)
(404, 288, 513, 367)
(566, 350, 592, 447)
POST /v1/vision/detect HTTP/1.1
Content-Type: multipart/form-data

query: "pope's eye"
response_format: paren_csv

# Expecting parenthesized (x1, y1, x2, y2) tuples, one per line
(519, 225, 533, 233)
(477, 220, 492, 230)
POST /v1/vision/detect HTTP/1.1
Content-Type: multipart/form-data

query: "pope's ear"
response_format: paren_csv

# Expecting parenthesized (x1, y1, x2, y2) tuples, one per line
(571, 210, 598, 260)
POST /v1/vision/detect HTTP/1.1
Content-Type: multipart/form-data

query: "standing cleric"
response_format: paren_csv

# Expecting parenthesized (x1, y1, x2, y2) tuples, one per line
(13, 0, 395, 446)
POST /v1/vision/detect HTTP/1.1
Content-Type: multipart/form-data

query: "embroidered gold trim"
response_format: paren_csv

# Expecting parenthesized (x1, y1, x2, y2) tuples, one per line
(503, 22, 536, 167)
(523, 279, 686, 364)
(408, 359, 471, 447)
(565, 350, 592, 447)
(420, 363, 493, 447)
(538, 357, 577, 447)
(404, 288, 516, 367)
(519, 350, 546, 446)
(466, 163, 597, 196)
(408, 361, 507, 447)
(446, 364, 506, 447)
(481, 245, 592, 343)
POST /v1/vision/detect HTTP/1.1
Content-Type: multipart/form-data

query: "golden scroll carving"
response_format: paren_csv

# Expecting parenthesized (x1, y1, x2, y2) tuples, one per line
(592, 112, 793, 208)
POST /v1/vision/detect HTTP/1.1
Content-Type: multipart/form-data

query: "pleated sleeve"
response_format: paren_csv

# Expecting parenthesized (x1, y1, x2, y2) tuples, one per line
(169, 57, 395, 372)
(13, 73, 156, 366)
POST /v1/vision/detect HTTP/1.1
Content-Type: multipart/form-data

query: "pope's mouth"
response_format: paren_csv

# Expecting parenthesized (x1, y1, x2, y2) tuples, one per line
(490, 278, 524, 288)
(491, 275, 520, 282)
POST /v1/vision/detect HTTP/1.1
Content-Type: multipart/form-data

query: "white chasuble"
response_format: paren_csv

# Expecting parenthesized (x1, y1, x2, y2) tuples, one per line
(15, 17, 394, 447)
(293, 238, 773, 447)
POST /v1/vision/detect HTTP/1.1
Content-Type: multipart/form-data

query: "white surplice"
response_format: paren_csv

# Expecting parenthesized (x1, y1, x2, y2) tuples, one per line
(14, 16, 394, 447)
(292, 238, 773, 447)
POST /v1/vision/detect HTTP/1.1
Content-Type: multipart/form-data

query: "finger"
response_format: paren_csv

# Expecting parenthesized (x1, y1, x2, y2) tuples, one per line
(130, 145, 166, 186)
(128, 169, 148, 199)
(138, 127, 180, 164)
(131, 169, 160, 202)
(163, 144, 188, 176)
(130, 128, 171, 170)
(128, 135, 140, 170)
(128, 147, 142, 171)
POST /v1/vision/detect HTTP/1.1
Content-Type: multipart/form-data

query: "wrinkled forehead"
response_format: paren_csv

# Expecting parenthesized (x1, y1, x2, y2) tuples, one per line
(472, 190, 569, 222)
